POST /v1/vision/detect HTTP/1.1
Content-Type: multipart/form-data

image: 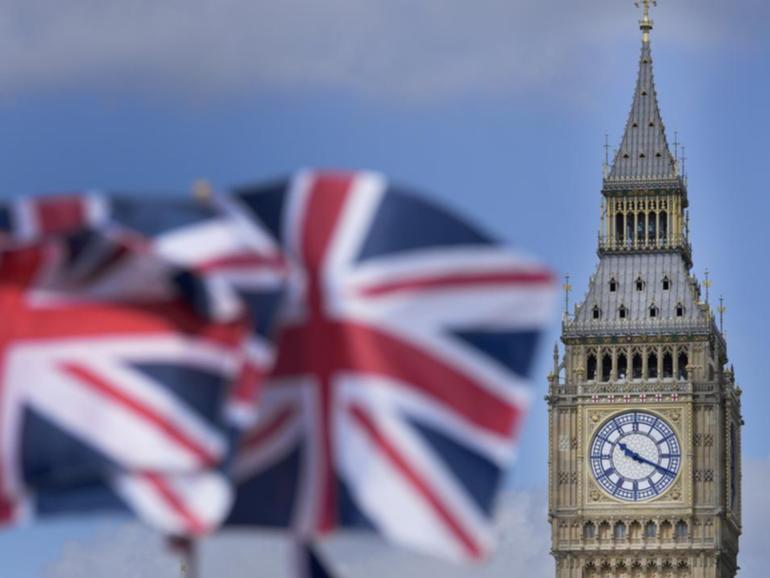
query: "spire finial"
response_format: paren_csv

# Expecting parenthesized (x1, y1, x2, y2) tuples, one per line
(703, 269, 711, 304)
(563, 274, 572, 317)
(718, 295, 726, 333)
(635, 0, 657, 41)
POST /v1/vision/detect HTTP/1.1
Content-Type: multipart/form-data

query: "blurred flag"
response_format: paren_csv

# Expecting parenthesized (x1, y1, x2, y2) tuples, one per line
(227, 171, 556, 561)
(0, 193, 286, 535)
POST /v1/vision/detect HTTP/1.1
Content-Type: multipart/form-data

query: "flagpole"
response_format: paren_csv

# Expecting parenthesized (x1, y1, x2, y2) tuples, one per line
(169, 536, 199, 578)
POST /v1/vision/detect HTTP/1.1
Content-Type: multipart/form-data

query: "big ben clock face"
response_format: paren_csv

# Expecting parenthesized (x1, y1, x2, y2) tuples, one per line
(590, 411, 681, 502)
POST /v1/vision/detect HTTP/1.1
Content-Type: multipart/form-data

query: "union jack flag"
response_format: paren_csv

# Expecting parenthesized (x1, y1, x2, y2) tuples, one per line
(0, 193, 286, 535)
(227, 171, 555, 561)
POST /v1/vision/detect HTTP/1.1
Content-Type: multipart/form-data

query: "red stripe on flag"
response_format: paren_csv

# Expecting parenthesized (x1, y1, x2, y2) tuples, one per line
(300, 172, 357, 534)
(358, 270, 555, 298)
(35, 197, 88, 235)
(61, 363, 218, 468)
(272, 321, 522, 437)
(196, 253, 286, 273)
(241, 405, 297, 452)
(142, 473, 207, 535)
(349, 404, 484, 560)
(230, 360, 265, 406)
(300, 173, 355, 271)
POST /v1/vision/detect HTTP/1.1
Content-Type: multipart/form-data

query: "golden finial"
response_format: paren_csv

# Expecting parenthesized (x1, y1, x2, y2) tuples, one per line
(703, 269, 712, 304)
(718, 296, 727, 333)
(562, 274, 573, 316)
(192, 179, 214, 203)
(635, 0, 657, 41)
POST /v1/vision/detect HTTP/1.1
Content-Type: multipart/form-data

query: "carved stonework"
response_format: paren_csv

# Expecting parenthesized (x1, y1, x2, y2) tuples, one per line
(548, 8, 741, 577)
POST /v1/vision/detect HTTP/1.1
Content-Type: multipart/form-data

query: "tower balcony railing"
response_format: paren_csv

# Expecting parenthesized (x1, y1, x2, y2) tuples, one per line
(597, 234, 692, 263)
(562, 316, 711, 339)
(553, 381, 719, 397)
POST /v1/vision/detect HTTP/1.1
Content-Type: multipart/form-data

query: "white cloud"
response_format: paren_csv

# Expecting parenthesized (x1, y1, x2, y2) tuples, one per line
(0, 0, 765, 103)
(735, 457, 770, 578)
(44, 524, 179, 578)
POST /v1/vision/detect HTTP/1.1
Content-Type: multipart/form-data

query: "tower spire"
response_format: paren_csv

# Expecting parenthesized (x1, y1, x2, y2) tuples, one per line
(607, 0, 676, 183)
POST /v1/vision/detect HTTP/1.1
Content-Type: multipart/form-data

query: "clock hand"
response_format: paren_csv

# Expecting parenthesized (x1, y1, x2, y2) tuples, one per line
(618, 443, 676, 477)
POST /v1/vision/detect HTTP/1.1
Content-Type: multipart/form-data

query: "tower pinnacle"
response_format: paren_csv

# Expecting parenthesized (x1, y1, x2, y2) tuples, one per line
(636, 0, 656, 41)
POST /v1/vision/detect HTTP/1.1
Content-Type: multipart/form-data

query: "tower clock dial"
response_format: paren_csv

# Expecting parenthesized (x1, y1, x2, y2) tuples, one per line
(590, 411, 681, 502)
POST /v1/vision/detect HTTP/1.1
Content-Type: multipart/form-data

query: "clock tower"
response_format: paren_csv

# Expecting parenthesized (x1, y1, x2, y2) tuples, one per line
(547, 4, 742, 577)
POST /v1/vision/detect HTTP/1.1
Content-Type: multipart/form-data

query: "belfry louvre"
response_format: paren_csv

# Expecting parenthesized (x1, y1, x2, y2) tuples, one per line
(547, 4, 742, 577)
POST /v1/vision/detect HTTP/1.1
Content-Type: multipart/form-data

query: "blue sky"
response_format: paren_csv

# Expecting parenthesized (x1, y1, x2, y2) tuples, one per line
(1, 1, 769, 576)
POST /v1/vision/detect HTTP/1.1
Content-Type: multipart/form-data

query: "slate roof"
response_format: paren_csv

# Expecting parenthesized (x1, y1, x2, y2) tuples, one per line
(572, 253, 707, 328)
(607, 37, 678, 182)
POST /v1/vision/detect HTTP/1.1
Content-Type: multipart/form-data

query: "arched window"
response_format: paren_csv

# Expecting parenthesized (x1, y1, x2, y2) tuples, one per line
(619, 305, 628, 319)
(615, 213, 625, 243)
(644, 521, 657, 538)
(649, 305, 659, 318)
(614, 521, 626, 540)
(637, 212, 645, 243)
(676, 303, 685, 317)
(662, 276, 671, 291)
(629, 521, 642, 540)
(675, 520, 688, 540)
(598, 521, 611, 541)
(678, 351, 689, 380)
(663, 352, 674, 378)
(584, 521, 596, 539)
(659, 210, 668, 242)
(592, 305, 601, 320)
(647, 212, 657, 244)
(648, 352, 659, 378)
(617, 353, 628, 380)
(609, 278, 618, 292)
(632, 353, 643, 379)
(626, 214, 634, 244)
(635, 276, 645, 291)
(660, 520, 673, 540)
(587, 354, 597, 381)
(602, 353, 612, 382)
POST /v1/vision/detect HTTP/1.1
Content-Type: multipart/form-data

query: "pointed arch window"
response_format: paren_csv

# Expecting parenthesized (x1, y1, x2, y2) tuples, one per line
(614, 521, 627, 540)
(617, 353, 628, 380)
(647, 212, 657, 244)
(659, 211, 668, 243)
(678, 351, 689, 380)
(648, 352, 659, 379)
(584, 522, 596, 540)
(635, 277, 645, 291)
(676, 303, 685, 317)
(587, 353, 598, 381)
(592, 305, 602, 320)
(615, 213, 624, 243)
(632, 353, 643, 379)
(601, 353, 612, 382)
(644, 521, 657, 538)
(609, 278, 618, 292)
(662, 276, 671, 290)
(663, 351, 674, 378)
(675, 521, 688, 540)
(619, 305, 628, 319)
(637, 212, 645, 242)
(649, 304, 659, 318)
